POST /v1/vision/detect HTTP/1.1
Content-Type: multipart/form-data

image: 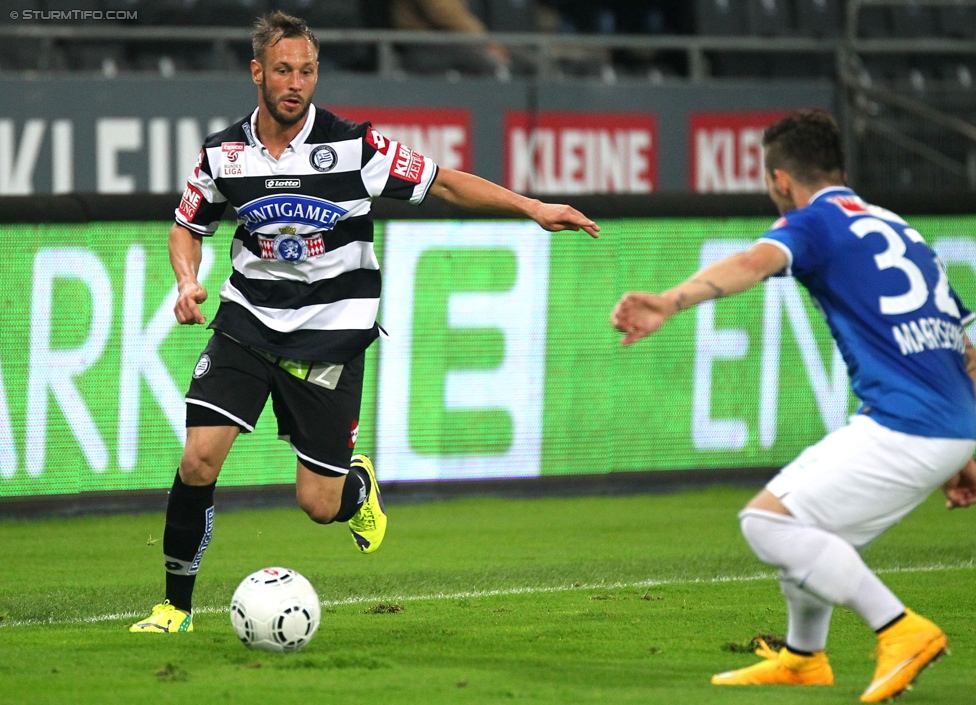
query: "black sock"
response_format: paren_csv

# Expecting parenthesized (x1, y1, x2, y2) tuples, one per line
(785, 644, 815, 657)
(333, 467, 370, 523)
(162, 470, 216, 612)
(876, 611, 907, 634)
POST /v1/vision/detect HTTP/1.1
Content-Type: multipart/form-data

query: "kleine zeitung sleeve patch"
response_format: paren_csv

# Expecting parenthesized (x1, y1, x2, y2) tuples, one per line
(390, 143, 425, 184)
(179, 184, 204, 221)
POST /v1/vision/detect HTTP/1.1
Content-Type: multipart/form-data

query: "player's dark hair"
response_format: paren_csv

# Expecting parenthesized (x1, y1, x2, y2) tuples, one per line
(252, 11, 319, 65)
(762, 109, 845, 186)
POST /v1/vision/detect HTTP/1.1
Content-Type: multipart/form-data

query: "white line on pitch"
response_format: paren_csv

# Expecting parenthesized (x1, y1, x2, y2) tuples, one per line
(2, 560, 972, 629)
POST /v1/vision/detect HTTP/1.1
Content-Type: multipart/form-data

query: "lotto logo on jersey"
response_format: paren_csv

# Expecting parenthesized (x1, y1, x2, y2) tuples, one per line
(827, 195, 870, 216)
(366, 127, 390, 155)
(391, 144, 424, 183)
(193, 149, 204, 178)
(178, 184, 203, 221)
(349, 420, 359, 449)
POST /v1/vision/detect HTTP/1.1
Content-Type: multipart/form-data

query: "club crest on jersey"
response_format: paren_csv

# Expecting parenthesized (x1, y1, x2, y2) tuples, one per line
(309, 144, 338, 172)
(273, 226, 309, 263)
(238, 193, 348, 232)
(193, 354, 211, 378)
(258, 226, 325, 261)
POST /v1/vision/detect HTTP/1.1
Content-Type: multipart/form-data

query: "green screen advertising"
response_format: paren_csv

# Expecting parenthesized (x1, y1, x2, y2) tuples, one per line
(2, 216, 976, 499)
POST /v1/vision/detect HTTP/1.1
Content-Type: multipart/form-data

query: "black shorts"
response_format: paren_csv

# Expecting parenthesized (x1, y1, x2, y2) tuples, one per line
(185, 333, 364, 477)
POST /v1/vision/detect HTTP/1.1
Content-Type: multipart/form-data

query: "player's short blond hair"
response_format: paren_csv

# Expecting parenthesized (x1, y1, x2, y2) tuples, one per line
(252, 11, 319, 65)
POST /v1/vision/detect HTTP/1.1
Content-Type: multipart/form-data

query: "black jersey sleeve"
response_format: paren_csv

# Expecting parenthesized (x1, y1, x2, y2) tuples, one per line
(174, 146, 228, 235)
(358, 124, 440, 204)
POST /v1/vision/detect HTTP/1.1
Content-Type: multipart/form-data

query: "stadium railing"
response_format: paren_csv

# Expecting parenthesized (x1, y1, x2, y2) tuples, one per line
(841, 0, 976, 190)
(3, 3, 975, 192)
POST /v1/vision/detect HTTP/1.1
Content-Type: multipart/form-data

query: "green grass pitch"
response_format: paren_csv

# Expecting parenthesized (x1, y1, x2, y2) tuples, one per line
(1, 487, 974, 704)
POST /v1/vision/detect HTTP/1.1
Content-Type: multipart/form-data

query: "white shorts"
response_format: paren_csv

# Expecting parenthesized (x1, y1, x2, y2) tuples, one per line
(766, 414, 975, 548)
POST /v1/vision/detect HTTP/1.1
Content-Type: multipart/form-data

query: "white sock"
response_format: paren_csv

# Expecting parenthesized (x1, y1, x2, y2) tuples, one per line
(780, 579, 832, 652)
(740, 509, 905, 631)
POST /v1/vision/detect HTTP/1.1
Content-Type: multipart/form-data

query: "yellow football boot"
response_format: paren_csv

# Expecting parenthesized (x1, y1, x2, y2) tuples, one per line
(860, 609, 947, 703)
(712, 639, 833, 686)
(129, 600, 193, 633)
(348, 454, 387, 554)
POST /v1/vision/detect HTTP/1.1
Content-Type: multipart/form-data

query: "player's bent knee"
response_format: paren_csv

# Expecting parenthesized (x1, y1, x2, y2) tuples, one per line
(739, 509, 797, 567)
(298, 497, 340, 525)
(178, 451, 222, 486)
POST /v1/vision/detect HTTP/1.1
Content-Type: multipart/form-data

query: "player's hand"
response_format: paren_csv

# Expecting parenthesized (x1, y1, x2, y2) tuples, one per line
(174, 281, 208, 324)
(943, 457, 976, 509)
(611, 292, 676, 345)
(530, 202, 600, 238)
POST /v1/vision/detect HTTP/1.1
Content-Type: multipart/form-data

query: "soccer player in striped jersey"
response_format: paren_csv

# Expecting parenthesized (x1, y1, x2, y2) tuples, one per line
(131, 10, 599, 635)
(611, 109, 976, 702)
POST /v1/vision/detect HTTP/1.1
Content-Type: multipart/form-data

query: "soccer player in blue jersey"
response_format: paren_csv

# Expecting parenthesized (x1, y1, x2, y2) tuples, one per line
(611, 108, 976, 703)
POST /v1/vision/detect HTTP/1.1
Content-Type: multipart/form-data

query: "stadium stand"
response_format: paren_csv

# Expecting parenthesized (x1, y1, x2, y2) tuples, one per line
(939, 1, 976, 38)
(1, 0, 974, 193)
(889, 1, 939, 38)
(1, 0, 973, 79)
(793, 0, 842, 38)
(695, 0, 749, 36)
(746, 0, 794, 36)
(855, 4, 892, 37)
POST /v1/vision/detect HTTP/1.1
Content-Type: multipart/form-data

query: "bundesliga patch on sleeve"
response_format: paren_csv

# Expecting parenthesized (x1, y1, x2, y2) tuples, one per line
(221, 142, 246, 159)
(366, 127, 390, 155)
(179, 184, 204, 221)
(390, 143, 425, 184)
(771, 217, 788, 230)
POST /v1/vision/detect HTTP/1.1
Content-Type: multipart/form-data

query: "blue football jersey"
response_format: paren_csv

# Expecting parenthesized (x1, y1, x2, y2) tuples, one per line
(758, 186, 976, 439)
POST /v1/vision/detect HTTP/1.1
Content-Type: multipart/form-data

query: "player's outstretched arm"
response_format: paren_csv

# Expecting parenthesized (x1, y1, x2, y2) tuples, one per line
(963, 333, 976, 391)
(611, 292, 676, 346)
(611, 242, 787, 345)
(944, 457, 976, 509)
(428, 167, 600, 238)
(169, 223, 208, 325)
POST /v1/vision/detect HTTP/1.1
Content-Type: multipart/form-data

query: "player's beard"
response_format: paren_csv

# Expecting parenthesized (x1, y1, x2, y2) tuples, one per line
(261, 80, 310, 127)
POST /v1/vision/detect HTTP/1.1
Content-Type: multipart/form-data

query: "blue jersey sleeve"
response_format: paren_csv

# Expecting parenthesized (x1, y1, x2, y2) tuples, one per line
(952, 288, 974, 326)
(756, 211, 824, 278)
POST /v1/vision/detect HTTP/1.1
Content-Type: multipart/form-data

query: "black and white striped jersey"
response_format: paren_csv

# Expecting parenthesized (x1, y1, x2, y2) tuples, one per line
(175, 103, 439, 362)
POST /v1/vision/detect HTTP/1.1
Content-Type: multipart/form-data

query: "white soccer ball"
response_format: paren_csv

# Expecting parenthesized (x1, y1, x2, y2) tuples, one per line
(230, 567, 321, 652)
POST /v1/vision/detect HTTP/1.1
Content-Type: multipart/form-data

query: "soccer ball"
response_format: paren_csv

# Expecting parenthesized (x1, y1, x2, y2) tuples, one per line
(230, 567, 321, 652)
